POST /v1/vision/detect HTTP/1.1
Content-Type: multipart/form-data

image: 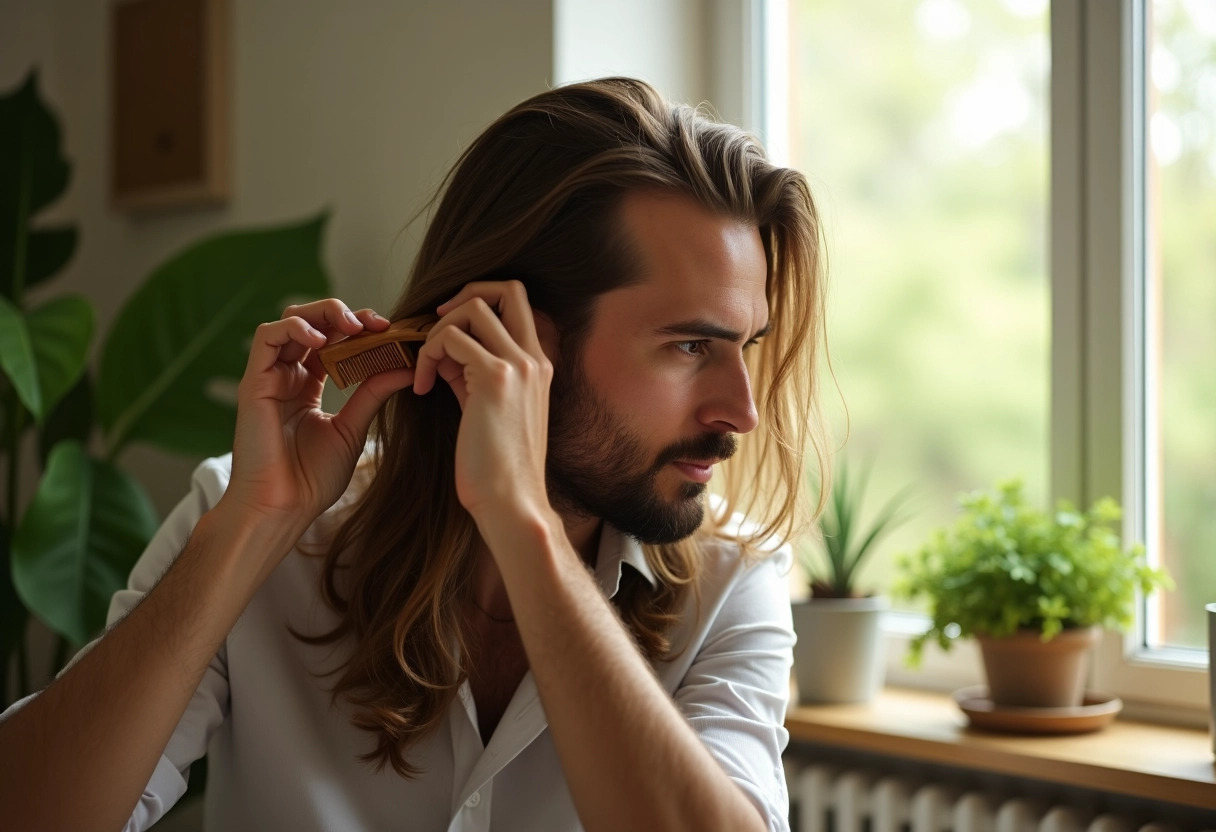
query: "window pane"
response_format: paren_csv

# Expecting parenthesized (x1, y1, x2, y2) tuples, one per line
(1148, 0, 1216, 650)
(784, 0, 1050, 602)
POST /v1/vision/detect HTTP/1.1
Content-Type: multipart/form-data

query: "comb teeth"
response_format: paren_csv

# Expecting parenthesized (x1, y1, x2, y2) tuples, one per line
(336, 342, 411, 386)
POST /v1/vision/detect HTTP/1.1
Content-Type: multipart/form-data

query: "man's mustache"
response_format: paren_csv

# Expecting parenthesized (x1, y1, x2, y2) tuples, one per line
(653, 433, 738, 470)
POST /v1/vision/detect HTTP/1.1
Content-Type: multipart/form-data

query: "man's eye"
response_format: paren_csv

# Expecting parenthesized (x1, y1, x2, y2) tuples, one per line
(676, 340, 709, 356)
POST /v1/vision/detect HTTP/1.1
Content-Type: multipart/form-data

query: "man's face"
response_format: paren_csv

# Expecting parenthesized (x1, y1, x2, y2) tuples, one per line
(546, 190, 770, 544)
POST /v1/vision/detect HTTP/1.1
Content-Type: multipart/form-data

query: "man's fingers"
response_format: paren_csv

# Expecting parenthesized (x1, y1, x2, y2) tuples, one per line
(277, 300, 373, 365)
(418, 282, 553, 409)
(413, 326, 502, 396)
(269, 302, 393, 369)
(302, 350, 328, 385)
(282, 299, 370, 334)
(436, 280, 543, 358)
(331, 367, 415, 443)
(246, 317, 327, 377)
(350, 307, 392, 330)
(427, 297, 522, 360)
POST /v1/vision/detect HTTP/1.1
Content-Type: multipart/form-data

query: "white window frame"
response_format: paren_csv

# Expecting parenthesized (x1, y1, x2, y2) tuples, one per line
(1071, 0, 1208, 720)
(731, 0, 1209, 721)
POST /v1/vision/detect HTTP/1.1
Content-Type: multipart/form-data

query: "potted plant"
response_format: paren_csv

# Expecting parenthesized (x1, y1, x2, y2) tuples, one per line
(2, 69, 335, 814)
(791, 460, 912, 704)
(896, 480, 1172, 709)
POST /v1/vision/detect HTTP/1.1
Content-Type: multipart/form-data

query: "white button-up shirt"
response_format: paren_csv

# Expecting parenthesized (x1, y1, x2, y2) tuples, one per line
(2, 454, 795, 832)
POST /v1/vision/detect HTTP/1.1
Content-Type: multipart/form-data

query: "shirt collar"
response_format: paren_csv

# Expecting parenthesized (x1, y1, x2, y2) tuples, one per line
(593, 523, 658, 598)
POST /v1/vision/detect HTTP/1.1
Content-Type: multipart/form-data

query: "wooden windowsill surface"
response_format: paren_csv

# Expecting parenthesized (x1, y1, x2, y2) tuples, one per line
(784, 686, 1216, 811)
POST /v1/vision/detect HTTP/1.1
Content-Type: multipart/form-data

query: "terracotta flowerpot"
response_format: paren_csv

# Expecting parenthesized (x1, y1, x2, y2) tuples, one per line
(976, 626, 1101, 708)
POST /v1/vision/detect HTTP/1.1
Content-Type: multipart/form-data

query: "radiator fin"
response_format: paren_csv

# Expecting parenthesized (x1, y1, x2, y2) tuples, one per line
(792, 764, 1213, 832)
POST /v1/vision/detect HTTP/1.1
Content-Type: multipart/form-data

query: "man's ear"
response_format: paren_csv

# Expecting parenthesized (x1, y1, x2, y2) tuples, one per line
(533, 310, 560, 364)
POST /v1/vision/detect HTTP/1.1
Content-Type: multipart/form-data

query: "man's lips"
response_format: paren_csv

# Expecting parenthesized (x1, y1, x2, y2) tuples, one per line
(670, 459, 719, 484)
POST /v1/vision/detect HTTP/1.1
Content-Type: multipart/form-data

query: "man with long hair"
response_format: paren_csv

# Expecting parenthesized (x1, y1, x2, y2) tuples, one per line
(1, 78, 827, 832)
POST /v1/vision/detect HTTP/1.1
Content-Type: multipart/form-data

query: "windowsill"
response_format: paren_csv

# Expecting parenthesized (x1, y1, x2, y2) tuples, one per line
(784, 686, 1216, 811)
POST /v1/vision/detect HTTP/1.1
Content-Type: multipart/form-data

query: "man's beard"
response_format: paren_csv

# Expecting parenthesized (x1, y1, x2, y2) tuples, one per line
(546, 356, 738, 545)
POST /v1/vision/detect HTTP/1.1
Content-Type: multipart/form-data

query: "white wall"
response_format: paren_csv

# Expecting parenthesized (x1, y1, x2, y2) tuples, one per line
(554, 0, 766, 133)
(554, 0, 709, 107)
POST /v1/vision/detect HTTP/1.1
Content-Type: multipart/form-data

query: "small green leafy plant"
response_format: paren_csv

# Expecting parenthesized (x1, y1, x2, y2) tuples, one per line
(800, 461, 913, 598)
(895, 479, 1172, 665)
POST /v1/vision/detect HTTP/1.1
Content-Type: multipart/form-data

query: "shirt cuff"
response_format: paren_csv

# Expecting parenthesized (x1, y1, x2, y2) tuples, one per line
(122, 753, 191, 832)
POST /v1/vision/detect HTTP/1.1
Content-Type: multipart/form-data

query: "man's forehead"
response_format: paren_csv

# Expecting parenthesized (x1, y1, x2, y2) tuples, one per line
(618, 190, 763, 276)
(604, 190, 769, 329)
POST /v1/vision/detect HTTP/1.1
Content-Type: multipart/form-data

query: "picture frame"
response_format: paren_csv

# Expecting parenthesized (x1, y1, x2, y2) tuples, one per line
(110, 0, 229, 211)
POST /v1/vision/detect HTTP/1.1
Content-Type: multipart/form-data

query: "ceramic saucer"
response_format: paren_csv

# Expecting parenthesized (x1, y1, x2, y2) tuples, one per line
(952, 686, 1122, 735)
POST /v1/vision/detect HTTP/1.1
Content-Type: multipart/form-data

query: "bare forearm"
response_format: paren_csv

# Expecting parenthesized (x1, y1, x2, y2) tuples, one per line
(490, 513, 766, 832)
(0, 502, 305, 832)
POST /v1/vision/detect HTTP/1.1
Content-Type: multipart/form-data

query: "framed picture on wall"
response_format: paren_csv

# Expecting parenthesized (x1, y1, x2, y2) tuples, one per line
(110, 0, 229, 211)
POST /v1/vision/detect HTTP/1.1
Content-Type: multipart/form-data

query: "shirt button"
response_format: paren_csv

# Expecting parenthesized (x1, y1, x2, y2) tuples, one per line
(466, 792, 481, 808)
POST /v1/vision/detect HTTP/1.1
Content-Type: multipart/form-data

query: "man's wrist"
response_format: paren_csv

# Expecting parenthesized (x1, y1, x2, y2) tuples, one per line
(472, 499, 569, 565)
(205, 497, 314, 574)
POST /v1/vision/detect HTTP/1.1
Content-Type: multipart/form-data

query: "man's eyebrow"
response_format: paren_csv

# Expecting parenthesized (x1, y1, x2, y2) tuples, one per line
(653, 319, 772, 343)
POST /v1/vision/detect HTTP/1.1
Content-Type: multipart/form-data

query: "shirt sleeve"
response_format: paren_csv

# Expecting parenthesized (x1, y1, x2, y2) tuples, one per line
(0, 454, 234, 832)
(673, 543, 795, 832)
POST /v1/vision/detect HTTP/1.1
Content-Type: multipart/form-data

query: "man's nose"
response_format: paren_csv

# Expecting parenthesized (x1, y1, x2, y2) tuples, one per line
(697, 357, 760, 435)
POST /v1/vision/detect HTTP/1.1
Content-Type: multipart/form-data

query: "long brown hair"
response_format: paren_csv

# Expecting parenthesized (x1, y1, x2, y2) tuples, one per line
(291, 77, 829, 778)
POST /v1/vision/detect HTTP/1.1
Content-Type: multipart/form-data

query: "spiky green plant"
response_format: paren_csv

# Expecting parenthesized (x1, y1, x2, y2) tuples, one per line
(800, 460, 914, 598)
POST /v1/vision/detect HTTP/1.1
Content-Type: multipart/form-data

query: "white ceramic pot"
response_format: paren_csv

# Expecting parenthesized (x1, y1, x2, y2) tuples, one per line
(790, 595, 888, 704)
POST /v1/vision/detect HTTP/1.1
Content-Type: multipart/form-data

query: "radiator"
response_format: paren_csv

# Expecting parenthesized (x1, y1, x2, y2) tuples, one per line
(789, 763, 1214, 832)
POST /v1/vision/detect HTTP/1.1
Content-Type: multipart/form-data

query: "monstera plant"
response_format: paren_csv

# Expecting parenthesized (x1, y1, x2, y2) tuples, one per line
(0, 69, 333, 706)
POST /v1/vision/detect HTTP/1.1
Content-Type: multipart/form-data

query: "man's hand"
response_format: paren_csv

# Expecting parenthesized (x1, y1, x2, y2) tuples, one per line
(412, 280, 556, 524)
(0, 297, 422, 832)
(222, 299, 415, 541)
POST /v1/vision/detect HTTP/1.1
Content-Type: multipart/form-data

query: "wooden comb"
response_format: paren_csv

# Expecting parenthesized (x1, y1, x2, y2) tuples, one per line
(318, 314, 437, 389)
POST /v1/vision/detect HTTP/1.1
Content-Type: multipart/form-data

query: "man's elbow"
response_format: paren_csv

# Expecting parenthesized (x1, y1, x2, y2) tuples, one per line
(741, 806, 770, 832)
(724, 789, 775, 832)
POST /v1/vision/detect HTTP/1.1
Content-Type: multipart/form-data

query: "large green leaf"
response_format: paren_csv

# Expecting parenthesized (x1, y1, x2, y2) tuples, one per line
(0, 70, 73, 302)
(27, 294, 92, 419)
(98, 213, 331, 458)
(0, 294, 41, 418)
(12, 440, 159, 644)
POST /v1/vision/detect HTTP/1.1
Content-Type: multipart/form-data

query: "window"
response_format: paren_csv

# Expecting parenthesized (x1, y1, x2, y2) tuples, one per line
(780, 0, 1051, 620)
(755, 0, 1210, 715)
